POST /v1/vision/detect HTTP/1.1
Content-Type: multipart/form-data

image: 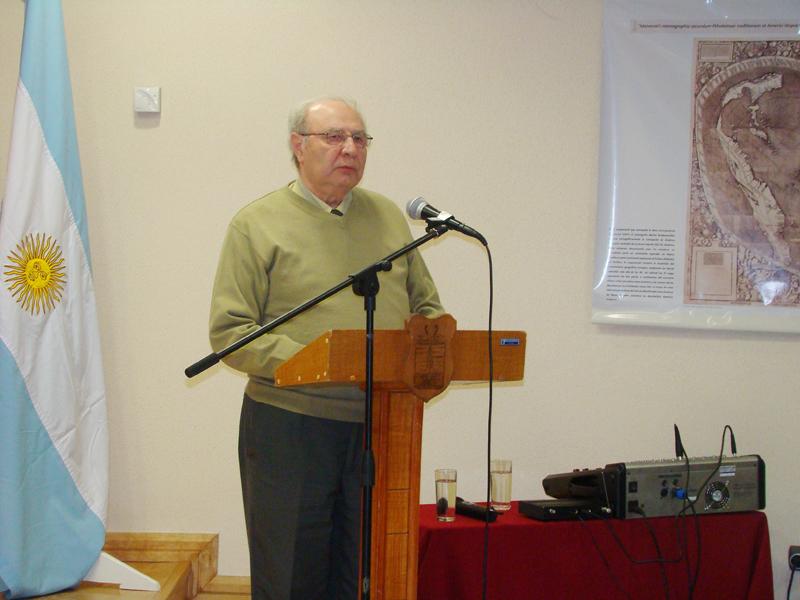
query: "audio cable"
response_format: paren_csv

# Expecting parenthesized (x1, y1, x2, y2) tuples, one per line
(481, 245, 494, 600)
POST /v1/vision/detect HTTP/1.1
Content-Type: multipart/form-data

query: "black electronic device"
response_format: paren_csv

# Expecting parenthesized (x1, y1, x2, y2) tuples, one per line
(518, 498, 610, 521)
(542, 464, 625, 517)
(543, 467, 611, 501)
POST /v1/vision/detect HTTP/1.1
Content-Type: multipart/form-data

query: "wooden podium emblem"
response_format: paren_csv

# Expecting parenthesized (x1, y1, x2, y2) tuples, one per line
(402, 314, 456, 401)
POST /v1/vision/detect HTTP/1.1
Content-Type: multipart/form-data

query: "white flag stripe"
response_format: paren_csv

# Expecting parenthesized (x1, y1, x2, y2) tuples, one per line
(1, 82, 107, 524)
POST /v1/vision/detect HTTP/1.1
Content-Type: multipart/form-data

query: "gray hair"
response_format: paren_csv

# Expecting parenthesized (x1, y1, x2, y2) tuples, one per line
(288, 96, 365, 168)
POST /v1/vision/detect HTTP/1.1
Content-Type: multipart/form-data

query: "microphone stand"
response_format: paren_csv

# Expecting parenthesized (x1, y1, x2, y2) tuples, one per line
(185, 220, 451, 600)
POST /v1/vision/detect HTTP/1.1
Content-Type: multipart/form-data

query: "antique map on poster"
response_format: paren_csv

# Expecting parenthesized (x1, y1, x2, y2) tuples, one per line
(688, 40, 800, 307)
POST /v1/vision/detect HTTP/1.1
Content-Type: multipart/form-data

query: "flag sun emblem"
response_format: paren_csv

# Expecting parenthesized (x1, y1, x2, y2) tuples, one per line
(4, 233, 67, 315)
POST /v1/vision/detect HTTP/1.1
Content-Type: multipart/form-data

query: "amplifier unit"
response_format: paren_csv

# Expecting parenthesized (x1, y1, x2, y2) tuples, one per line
(609, 454, 765, 518)
(541, 454, 765, 519)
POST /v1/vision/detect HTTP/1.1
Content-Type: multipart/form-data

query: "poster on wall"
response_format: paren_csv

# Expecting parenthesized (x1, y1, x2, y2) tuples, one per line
(593, 0, 800, 332)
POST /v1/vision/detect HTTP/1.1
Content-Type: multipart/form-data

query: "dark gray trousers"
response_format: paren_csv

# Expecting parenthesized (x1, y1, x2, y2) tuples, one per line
(239, 396, 364, 600)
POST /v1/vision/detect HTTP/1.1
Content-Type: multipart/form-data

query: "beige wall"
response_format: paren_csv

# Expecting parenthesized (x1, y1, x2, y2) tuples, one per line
(1, 1, 797, 593)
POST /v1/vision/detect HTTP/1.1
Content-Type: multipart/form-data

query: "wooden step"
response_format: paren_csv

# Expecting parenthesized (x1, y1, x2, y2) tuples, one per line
(34, 560, 192, 600)
(6, 533, 220, 600)
(196, 575, 250, 598)
(103, 533, 218, 597)
(127, 561, 192, 600)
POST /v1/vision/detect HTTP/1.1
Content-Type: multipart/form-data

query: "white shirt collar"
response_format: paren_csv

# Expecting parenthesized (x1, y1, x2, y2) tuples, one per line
(292, 178, 353, 215)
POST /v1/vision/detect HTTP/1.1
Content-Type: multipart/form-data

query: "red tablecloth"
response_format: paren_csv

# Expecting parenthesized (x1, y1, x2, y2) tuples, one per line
(418, 502, 773, 600)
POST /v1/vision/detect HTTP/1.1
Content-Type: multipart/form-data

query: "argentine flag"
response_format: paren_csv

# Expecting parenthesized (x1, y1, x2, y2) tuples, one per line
(0, 0, 108, 597)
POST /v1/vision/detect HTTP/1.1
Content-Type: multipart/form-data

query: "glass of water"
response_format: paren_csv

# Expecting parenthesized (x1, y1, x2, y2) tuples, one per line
(490, 459, 512, 512)
(435, 468, 457, 522)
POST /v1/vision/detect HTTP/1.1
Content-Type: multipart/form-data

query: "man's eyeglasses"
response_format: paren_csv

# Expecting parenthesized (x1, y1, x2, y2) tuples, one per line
(300, 130, 373, 149)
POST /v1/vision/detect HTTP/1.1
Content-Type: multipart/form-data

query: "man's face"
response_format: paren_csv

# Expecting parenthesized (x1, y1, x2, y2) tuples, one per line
(291, 100, 368, 203)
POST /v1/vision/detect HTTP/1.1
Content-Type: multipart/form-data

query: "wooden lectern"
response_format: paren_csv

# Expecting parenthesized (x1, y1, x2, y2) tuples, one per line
(274, 315, 526, 600)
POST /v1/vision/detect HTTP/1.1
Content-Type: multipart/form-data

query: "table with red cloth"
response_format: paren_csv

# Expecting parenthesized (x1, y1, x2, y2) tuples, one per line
(418, 502, 773, 600)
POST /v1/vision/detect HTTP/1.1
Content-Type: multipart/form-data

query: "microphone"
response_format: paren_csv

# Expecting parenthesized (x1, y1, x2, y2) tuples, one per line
(406, 196, 487, 246)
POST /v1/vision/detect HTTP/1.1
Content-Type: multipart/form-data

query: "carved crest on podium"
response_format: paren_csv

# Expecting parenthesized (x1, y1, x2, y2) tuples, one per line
(403, 314, 456, 401)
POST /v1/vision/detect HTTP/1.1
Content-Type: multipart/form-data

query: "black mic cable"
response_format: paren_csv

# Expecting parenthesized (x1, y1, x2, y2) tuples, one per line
(406, 196, 493, 598)
(482, 245, 494, 600)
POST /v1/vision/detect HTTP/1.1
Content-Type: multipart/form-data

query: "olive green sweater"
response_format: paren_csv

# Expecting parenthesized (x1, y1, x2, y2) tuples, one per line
(209, 184, 443, 422)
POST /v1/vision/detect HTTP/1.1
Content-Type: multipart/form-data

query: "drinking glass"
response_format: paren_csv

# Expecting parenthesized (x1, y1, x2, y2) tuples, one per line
(434, 468, 457, 522)
(490, 459, 512, 512)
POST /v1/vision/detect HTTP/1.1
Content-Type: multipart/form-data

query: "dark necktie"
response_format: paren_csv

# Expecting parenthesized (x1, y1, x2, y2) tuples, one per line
(330, 208, 344, 216)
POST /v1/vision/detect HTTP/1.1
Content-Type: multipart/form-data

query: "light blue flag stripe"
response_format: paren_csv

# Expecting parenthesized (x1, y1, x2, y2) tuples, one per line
(0, 341, 105, 597)
(18, 0, 90, 263)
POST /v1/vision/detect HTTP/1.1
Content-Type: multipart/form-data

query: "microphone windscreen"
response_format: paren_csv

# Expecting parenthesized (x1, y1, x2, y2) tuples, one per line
(406, 196, 427, 220)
